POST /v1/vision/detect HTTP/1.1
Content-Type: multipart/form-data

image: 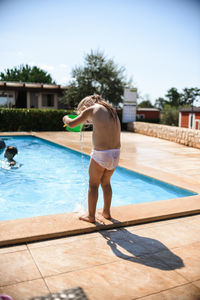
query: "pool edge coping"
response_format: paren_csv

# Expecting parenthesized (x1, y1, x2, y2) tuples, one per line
(0, 195, 200, 247)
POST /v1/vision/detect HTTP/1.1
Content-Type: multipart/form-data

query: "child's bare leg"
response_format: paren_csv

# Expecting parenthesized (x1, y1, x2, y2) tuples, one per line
(102, 184, 112, 219)
(80, 183, 98, 223)
(79, 159, 104, 223)
(101, 168, 115, 219)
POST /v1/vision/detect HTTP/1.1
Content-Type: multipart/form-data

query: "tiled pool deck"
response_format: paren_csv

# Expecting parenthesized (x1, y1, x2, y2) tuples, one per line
(0, 131, 199, 299)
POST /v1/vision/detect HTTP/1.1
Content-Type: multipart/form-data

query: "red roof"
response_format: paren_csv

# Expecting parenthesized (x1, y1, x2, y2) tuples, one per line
(180, 107, 200, 112)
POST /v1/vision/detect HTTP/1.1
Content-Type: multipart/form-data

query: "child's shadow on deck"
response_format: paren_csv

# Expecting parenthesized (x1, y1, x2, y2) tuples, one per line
(99, 219, 184, 271)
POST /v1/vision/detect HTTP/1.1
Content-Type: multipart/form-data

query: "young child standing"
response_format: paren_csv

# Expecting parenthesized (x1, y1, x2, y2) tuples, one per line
(63, 94, 121, 223)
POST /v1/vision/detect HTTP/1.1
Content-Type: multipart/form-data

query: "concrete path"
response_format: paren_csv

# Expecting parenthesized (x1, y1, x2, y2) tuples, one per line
(0, 131, 199, 299)
(0, 215, 199, 299)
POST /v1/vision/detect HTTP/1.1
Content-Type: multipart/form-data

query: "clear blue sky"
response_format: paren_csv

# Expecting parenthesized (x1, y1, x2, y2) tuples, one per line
(0, 0, 200, 104)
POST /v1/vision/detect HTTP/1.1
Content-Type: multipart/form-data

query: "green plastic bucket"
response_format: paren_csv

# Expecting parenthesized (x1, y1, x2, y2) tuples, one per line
(65, 115, 83, 132)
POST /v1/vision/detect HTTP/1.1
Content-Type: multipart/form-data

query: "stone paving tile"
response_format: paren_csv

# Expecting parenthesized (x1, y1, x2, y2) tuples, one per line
(45, 256, 187, 300)
(193, 280, 200, 290)
(0, 216, 199, 300)
(30, 227, 183, 278)
(138, 283, 200, 300)
(124, 215, 199, 232)
(126, 221, 200, 249)
(153, 249, 185, 272)
(143, 241, 200, 282)
(27, 230, 101, 249)
(0, 244, 27, 254)
(99, 228, 169, 256)
(0, 250, 41, 286)
(0, 279, 49, 300)
(115, 228, 172, 256)
(128, 218, 182, 231)
(27, 228, 119, 250)
(29, 236, 119, 277)
(179, 214, 200, 228)
(154, 242, 200, 282)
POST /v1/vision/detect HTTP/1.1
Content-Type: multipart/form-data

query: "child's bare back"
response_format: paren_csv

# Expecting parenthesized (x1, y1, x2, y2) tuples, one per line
(91, 104, 121, 150)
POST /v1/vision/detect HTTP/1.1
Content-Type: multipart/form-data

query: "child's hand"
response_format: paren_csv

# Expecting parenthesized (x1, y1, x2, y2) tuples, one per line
(63, 115, 71, 126)
(85, 118, 93, 124)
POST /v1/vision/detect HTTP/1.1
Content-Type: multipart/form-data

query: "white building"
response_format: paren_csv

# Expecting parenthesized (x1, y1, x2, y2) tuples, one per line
(122, 88, 137, 123)
(0, 81, 68, 109)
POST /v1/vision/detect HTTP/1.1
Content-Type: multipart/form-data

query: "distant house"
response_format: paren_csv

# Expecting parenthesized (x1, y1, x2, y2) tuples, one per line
(0, 81, 68, 109)
(136, 108, 160, 123)
(179, 107, 200, 130)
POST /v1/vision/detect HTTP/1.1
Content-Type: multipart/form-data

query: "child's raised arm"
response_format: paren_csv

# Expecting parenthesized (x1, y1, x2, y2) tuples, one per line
(63, 106, 93, 128)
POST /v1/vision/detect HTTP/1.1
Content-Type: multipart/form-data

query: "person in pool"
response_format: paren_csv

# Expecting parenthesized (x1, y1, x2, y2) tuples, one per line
(4, 146, 18, 166)
(0, 139, 6, 155)
(63, 94, 121, 223)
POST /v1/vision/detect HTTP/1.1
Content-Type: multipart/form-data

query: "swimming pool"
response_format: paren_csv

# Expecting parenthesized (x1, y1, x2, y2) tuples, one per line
(0, 135, 196, 221)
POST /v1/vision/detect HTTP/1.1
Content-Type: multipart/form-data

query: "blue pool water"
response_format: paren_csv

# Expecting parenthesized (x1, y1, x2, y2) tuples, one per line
(0, 135, 196, 221)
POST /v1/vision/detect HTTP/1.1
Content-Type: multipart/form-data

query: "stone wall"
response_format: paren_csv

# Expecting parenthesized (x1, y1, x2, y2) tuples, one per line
(127, 122, 200, 149)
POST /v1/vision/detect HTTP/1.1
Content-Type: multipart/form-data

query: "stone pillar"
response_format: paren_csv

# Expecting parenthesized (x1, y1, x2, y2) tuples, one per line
(54, 94, 58, 109)
(38, 93, 42, 109)
(27, 92, 30, 109)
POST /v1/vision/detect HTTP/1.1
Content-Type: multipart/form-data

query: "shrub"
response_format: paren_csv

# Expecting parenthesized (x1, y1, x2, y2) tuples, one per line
(0, 108, 125, 132)
(160, 105, 179, 126)
(0, 108, 74, 131)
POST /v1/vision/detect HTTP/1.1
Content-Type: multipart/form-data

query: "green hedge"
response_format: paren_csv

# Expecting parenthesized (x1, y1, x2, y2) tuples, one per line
(0, 108, 74, 131)
(0, 108, 126, 132)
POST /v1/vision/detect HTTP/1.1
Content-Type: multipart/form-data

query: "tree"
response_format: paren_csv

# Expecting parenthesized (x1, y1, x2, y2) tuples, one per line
(165, 87, 182, 108)
(181, 87, 200, 106)
(61, 50, 130, 108)
(138, 100, 154, 108)
(0, 64, 55, 84)
(155, 97, 167, 110)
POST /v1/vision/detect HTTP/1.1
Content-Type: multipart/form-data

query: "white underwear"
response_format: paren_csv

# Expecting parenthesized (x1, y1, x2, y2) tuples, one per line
(91, 149, 120, 170)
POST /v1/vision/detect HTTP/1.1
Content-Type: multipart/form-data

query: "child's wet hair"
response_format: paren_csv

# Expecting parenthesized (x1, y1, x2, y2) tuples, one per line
(77, 94, 118, 120)
(5, 146, 18, 156)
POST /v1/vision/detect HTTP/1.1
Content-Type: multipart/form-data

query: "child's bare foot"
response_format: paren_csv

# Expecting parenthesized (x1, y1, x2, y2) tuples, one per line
(102, 211, 111, 220)
(96, 212, 105, 224)
(79, 215, 95, 223)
